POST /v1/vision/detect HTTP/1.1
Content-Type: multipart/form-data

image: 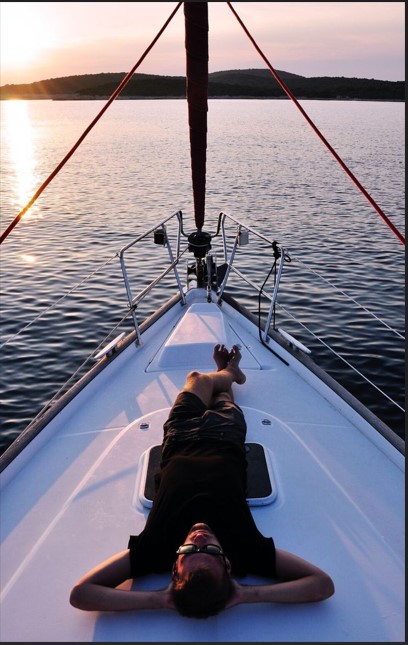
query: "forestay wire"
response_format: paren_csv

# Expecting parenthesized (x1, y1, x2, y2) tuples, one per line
(0, 2, 183, 245)
(1, 1, 404, 247)
(227, 2, 405, 246)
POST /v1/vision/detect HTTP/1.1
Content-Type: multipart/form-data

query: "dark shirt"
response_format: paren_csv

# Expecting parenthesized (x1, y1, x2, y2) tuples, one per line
(128, 441, 276, 578)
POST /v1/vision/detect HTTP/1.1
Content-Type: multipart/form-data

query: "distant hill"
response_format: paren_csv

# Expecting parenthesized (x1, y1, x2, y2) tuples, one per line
(0, 69, 404, 101)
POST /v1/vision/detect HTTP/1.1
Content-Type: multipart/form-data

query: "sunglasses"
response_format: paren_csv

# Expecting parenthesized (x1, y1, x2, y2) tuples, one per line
(176, 544, 224, 557)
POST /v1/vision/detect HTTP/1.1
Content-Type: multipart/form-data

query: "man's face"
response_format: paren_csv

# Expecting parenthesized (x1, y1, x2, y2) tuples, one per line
(174, 523, 230, 579)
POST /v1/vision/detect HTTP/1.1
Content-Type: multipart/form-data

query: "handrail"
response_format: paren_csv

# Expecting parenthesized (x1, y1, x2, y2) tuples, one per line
(118, 208, 287, 346)
(1, 208, 402, 447)
(217, 211, 279, 245)
(119, 210, 183, 254)
(119, 211, 186, 345)
(262, 249, 286, 342)
(216, 211, 286, 341)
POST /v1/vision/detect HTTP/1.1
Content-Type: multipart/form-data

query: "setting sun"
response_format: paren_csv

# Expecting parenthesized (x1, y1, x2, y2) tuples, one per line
(0, 2, 55, 71)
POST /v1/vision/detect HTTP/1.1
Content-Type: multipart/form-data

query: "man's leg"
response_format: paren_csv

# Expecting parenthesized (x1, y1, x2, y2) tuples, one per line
(212, 344, 234, 404)
(181, 344, 246, 408)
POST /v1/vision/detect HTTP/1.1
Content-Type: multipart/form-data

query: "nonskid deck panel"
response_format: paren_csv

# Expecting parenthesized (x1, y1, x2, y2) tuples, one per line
(0, 291, 404, 642)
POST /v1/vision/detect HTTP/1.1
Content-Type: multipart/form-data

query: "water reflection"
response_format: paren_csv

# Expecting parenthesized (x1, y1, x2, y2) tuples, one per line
(3, 101, 37, 213)
(20, 254, 36, 264)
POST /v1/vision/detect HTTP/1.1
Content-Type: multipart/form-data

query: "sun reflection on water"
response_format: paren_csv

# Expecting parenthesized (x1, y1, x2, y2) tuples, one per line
(20, 254, 36, 264)
(3, 100, 38, 216)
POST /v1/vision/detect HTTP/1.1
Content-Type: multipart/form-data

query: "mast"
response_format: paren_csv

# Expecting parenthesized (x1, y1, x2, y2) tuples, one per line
(184, 2, 208, 231)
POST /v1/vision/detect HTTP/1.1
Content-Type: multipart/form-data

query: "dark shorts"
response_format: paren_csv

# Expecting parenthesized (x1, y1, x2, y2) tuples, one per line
(162, 391, 247, 455)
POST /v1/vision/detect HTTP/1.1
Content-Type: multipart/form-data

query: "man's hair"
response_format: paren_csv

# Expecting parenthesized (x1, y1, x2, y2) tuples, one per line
(172, 568, 233, 619)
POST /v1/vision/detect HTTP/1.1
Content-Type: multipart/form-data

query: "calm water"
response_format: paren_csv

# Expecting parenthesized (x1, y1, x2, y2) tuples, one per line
(0, 99, 405, 455)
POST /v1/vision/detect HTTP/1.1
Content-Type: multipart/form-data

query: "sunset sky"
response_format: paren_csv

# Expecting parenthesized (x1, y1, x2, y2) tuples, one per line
(0, 2, 405, 86)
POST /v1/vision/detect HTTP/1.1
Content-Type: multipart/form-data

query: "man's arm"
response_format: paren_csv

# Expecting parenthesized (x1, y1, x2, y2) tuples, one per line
(227, 549, 335, 607)
(69, 550, 174, 612)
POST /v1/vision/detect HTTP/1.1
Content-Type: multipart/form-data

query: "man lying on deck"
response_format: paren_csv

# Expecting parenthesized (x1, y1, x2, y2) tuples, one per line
(70, 344, 334, 618)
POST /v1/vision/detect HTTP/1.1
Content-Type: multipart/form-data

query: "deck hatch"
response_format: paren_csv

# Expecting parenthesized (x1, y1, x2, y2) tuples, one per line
(139, 442, 277, 508)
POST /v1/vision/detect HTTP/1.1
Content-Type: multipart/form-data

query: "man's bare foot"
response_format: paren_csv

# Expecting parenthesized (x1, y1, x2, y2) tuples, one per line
(213, 343, 230, 371)
(227, 345, 246, 384)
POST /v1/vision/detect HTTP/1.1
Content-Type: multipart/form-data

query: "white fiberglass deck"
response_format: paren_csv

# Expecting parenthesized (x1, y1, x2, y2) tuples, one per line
(0, 293, 404, 642)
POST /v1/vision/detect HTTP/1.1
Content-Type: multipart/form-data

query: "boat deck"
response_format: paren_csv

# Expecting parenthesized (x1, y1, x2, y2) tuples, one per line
(0, 292, 404, 642)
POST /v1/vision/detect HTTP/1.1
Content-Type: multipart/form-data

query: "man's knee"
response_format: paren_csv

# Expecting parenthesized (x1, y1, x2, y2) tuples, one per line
(182, 371, 213, 405)
(186, 370, 201, 379)
(184, 370, 204, 386)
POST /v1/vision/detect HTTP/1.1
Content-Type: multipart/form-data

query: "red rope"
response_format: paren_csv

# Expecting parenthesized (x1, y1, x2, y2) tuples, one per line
(0, 2, 183, 245)
(227, 2, 405, 246)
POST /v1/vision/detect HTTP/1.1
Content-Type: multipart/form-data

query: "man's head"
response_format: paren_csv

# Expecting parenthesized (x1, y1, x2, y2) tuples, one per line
(171, 523, 233, 618)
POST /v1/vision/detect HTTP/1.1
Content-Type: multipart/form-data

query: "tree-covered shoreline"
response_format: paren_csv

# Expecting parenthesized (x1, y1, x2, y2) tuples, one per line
(0, 69, 404, 101)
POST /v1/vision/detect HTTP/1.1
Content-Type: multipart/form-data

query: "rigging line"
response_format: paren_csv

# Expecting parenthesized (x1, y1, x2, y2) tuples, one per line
(0, 2, 183, 245)
(226, 2, 405, 247)
(257, 257, 289, 366)
(309, 250, 404, 269)
(292, 256, 405, 340)
(0, 253, 117, 349)
(276, 302, 405, 413)
(26, 309, 133, 427)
